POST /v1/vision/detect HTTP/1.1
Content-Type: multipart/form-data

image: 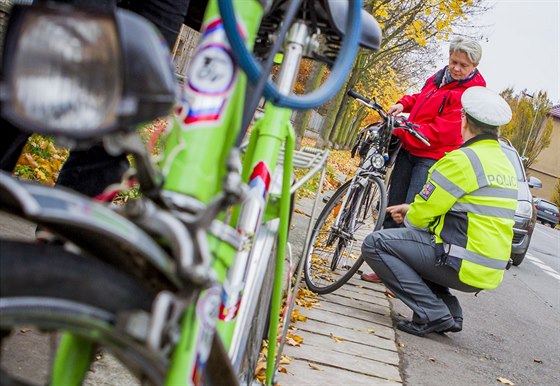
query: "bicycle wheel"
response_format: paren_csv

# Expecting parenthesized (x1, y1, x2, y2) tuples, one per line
(0, 240, 163, 386)
(304, 176, 386, 294)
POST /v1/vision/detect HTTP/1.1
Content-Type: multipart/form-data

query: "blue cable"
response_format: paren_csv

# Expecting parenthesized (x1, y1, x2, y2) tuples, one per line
(217, 0, 362, 110)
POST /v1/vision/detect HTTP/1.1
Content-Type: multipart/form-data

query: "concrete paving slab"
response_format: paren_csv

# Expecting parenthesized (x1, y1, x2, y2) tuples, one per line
(277, 358, 401, 386)
(279, 336, 401, 382)
(297, 305, 395, 340)
(286, 329, 400, 366)
(313, 299, 393, 328)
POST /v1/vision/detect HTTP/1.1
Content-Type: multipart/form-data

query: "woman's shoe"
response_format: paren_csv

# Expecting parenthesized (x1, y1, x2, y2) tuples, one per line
(360, 272, 383, 283)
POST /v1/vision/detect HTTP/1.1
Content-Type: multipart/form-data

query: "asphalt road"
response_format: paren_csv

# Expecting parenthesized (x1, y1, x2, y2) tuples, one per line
(393, 223, 560, 386)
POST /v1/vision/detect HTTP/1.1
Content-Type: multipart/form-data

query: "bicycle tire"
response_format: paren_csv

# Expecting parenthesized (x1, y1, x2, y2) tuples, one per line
(304, 176, 386, 294)
(0, 240, 162, 386)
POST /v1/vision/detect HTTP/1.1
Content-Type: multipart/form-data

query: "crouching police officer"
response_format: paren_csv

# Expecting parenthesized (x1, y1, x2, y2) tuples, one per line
(361, 86, 517, 336)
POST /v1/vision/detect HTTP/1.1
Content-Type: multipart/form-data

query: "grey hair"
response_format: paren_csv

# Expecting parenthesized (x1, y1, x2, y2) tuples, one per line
(449, 37, 482, 66)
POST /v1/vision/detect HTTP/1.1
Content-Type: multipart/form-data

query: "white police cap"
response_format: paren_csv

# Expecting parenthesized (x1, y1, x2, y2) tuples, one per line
(461, 86, 512, 126)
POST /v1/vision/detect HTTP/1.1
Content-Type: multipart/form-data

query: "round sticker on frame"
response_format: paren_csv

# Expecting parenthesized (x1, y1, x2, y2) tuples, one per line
(188, 44, 236, 95)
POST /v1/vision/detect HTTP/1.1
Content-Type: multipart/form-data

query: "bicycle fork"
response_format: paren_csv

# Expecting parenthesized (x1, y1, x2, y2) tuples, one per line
(331, 172, 368, 235)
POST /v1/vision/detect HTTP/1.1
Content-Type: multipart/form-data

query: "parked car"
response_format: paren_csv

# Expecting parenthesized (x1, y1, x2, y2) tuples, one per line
(533, 197, 560, 228)
(499, 138, 541, 266)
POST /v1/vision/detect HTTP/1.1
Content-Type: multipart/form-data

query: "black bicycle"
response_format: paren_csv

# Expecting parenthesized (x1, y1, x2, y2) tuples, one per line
(303, 90, 430, 294)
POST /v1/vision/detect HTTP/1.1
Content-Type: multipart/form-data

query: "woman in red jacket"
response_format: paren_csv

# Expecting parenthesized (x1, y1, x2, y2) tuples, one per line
(362, 37, 486, 283)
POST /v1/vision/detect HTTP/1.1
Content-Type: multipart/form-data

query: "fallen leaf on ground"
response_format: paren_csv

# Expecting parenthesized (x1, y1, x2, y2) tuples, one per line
(279, 355, 292, 365)
(19, 328, 32, 333)
(290, 308, 308, 323)
(428, 357, 436, 362)
(398, 343, 405, 348)
(497, 377, 515, 385)
(367, 328, 376, 334)
(385, 291, 396, 298)
(295, 288, 320, 309)
(329, 333, 344, 342)
(254, 360, 267, 383)
(308, 363, 323, 371)
(285, 332, 304, 346)
(533, 358, 543, 364)
(294, 208, 307, 215)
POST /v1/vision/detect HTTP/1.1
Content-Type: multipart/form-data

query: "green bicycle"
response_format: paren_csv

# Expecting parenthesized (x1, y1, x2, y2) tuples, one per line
(0, 1, 380, 385)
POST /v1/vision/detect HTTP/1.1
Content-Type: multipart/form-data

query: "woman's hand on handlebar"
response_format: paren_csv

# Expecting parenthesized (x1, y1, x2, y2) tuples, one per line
(387, 103, 404, 116)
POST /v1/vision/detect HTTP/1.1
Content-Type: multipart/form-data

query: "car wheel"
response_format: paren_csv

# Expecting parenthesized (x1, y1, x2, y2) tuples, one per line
(511, 252, 526, 266)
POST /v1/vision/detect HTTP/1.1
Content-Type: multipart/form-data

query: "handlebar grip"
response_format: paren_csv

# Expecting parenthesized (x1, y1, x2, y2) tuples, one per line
(347, 89, 370, 104)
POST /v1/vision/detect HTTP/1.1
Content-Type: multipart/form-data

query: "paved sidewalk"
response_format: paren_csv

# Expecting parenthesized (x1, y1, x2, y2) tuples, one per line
(277, 196, 402, 385)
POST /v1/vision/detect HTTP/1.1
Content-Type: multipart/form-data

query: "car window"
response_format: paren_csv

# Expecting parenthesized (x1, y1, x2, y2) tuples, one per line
(539, 200, 559, 212)
(502, 146, 525, 182)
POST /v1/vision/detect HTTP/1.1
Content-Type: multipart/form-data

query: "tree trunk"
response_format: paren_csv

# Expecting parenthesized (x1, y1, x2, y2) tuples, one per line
(344, 107, 368, 148)
(294, 62, 326, 148)
(317, 80, 349, 148)
(327, 52, 369, 147)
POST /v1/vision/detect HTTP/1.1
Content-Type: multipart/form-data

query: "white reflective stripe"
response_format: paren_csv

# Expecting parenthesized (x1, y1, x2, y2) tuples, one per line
(430, 170, 466, 199)
(451, 202, 516, 219)
(446, 243, 508, 270)
(470, 186, 518, 200)
(460, 148, 487, 188)
(404, 215, 429, 231)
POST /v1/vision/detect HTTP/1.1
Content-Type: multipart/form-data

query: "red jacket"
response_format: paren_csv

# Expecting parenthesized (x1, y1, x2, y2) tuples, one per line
(393, 67, 486, 160)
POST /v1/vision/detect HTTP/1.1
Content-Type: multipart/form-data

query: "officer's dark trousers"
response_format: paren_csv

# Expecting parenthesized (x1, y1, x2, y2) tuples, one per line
(361, 227, 480, 323)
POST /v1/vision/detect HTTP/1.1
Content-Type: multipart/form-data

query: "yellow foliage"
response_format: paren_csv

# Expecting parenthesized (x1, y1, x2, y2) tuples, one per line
(375, 5, 389, 19)
(15, 135, 69, 186)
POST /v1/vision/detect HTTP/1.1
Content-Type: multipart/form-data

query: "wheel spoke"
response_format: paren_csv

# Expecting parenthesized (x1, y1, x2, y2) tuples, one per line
(304, 177, 387, 294)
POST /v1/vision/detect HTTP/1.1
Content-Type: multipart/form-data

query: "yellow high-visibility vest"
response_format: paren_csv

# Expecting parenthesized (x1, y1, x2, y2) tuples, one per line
(405, 136, 518, 289)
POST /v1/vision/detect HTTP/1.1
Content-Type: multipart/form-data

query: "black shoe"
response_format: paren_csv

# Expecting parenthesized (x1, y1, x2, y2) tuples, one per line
(396, 315, 455, 337)
(442, 317, 463, 333)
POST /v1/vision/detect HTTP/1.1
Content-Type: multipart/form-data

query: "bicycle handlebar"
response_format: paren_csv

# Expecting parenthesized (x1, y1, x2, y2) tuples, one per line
(347, 89, 430, 146)
(347, 89, 369, 104)
(397, 118, 430, 146)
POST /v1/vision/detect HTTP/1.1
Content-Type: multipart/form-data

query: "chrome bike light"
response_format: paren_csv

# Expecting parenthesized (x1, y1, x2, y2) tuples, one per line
(371, 154, 385, 169)
(1, 4, 122, 137)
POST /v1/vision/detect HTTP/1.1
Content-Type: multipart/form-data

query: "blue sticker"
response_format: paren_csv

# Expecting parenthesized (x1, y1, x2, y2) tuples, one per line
(419, 181, 436, 200)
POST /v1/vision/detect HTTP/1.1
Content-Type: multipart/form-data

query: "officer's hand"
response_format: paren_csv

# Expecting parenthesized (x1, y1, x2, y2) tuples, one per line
(387, 204, 410, 224)
(387, 103, 404, 116)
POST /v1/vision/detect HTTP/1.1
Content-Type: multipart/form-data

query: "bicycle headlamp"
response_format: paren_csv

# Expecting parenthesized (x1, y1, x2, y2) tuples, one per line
(371, 154, 385, 169)
(1, 5, 122, 137)
(0, 4, 177, 138)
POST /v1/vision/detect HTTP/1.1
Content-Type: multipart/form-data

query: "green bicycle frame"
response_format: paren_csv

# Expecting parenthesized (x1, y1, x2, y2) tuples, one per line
(161, 0, 295, 385)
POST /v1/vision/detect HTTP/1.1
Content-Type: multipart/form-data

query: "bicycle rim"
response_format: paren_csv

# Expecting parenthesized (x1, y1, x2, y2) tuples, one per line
(0, 298, 165, 386)
(304, 177, 386, 294)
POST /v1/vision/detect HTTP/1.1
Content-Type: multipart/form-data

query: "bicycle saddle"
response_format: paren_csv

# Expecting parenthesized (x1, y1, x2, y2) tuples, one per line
(319, 0, 381, 50)
(259, 1, 381, 50)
